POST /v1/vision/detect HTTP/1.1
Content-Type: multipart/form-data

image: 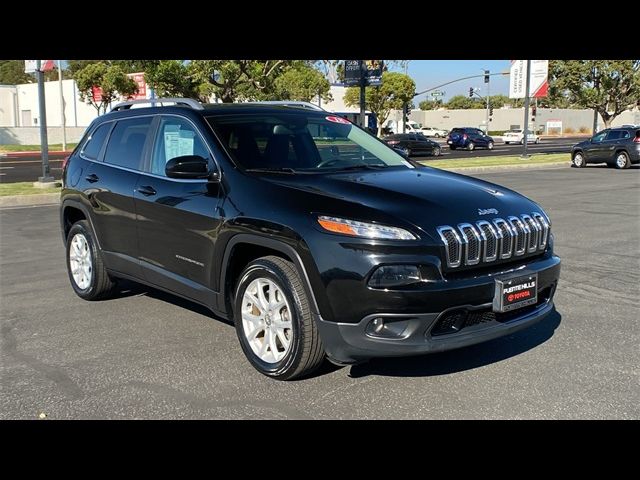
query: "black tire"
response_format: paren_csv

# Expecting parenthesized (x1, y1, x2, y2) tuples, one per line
(487, 141, 494, 150)
(467, 142, 475, 151)
(233, 256, 325, 380)
(449, 145, 456, 150)
(432, 146, 441, 157)
(614, 151, 631, 169)
(505, 141, 510, 145)
(403, 147, 412, 157)
(435, 133, 440, 138)
(572, 151, 586, 168)
(66, 220, 117, 300)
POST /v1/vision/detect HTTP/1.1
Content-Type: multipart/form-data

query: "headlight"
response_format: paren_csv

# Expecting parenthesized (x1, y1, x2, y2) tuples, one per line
(317, 216, 417, 240)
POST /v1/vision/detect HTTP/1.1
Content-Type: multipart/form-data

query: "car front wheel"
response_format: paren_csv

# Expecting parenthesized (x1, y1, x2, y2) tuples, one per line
(234, 256, 325, 380)
(432, 146, 441, 156)
(572, 152, 585, 168)
(487, 141, 494, 150)
(467, 142, 475, 151)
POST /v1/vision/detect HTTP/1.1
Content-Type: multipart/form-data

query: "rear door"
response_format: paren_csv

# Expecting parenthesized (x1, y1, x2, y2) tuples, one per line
(585, 130, 609, 163)
(134, 114, 223, 306)
(85, 115, 154, 276)
(600, 130, 625, 163)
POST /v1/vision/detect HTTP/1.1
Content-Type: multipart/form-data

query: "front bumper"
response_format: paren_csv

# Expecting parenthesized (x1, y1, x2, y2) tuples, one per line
(315, 255, 561, 364)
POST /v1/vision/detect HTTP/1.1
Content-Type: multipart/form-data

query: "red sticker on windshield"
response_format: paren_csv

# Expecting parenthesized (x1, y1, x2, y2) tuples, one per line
(325, 115, 351, 124)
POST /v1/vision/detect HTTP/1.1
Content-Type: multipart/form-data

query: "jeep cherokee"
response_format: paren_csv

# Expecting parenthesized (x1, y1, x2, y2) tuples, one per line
(60, 98, 561, 380)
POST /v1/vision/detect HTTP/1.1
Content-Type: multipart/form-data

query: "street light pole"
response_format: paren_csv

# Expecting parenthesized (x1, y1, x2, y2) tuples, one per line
(522, 60, 532, 159)
(359, 60, 366, 128)
(484, 69, 490, 134)
(57, 60, 66, 152)
(36, 60, 54, 183)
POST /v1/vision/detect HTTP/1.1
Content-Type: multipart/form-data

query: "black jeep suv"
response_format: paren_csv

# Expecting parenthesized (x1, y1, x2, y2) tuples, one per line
(60, 98, 561, 380)
(571, 126, 640, 169)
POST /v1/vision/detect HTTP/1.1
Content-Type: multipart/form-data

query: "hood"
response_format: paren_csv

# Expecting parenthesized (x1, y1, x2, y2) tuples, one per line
(265, 167, 543, 239)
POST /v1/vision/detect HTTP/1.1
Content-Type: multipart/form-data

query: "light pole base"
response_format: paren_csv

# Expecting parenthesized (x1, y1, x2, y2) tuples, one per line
(34, 178, 59, 188)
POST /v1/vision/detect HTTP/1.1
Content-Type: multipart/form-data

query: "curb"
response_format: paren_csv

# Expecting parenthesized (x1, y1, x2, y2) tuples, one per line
(0, 193, 60, 208)
(0, 150, 71, 158)
(423, 161, 569, 174)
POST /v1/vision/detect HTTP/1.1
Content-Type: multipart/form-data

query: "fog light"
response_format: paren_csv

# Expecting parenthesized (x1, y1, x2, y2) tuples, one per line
(368, 265, 421, 288)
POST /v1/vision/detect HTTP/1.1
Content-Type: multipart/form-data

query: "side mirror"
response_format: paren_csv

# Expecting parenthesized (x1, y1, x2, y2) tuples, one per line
(165, 155, 212, 180)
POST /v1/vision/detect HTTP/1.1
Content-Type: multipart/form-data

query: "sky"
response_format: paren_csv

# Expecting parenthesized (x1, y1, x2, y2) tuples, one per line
(397, 60, 513, 102)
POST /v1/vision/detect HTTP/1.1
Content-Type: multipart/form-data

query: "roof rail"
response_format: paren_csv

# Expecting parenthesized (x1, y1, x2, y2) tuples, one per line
(245, 101, 325, 111)
(110, 97, 203, 112)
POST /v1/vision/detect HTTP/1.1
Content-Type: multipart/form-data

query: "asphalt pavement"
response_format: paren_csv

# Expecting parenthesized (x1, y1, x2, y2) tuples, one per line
(0, 137, 581, 183)
(1, 166, 638, 419)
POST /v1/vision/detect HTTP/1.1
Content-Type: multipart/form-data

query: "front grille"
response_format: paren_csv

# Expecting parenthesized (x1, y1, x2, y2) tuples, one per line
(437, 212, 550, 269)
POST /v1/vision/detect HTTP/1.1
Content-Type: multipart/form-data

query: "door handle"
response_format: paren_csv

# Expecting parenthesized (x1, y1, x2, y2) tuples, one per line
(137, 185, 157, 197)
(85, 173, 99, 183)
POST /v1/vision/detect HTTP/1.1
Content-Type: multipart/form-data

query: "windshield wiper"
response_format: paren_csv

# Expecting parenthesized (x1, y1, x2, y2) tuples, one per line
(327, 163, 389, 172)
(245, 167, 297, 174)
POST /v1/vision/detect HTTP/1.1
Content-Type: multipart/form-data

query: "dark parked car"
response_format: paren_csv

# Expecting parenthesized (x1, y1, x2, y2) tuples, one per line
(60, 98, 560, 380)
(571, 126, 640, 169)
(383, 133, 442, 157)
(447, 127, 495, 151)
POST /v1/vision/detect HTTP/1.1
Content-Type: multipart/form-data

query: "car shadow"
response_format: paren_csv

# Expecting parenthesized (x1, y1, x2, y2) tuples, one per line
(347, 309, 562, 379)
(584, 164, 639, 169)
(112, 279, 233, 326)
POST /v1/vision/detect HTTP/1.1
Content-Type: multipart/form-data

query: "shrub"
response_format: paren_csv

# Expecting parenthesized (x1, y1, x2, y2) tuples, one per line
(488, 130, 507, 136)
(564, 127, 575, 134)
(578, 126, 590, 134)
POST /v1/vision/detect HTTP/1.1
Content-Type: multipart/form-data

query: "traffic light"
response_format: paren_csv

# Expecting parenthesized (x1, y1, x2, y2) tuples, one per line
(531, 105, 537, 121)
(469, 87, 474, 98)
(403, 103, 410, 116)
(484, 70, 490, 83)
(489, 105, 494, 117)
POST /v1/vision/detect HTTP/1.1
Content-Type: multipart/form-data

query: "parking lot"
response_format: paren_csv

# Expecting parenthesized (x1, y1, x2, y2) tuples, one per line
(1, 166, 638, 419)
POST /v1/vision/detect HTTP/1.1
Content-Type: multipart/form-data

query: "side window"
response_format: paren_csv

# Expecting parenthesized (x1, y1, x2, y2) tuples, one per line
(103, 117, 153, 170)
(150, 117, 210, 177)
(81, 123, 111, 160)
(605, 130, 623, 141)
(592, 130, 608, 143)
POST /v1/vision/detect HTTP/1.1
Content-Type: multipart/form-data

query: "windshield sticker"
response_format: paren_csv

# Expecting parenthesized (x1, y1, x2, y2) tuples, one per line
(325, 115, 351, 125)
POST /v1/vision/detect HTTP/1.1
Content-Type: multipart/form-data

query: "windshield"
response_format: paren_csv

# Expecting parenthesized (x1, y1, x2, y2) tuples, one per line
(206, 112, 412, 172)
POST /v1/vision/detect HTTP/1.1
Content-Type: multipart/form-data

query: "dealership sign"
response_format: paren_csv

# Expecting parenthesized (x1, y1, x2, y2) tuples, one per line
(126, 72, 147, 100)
(343, 60, 384, 87)
(509, 60, 549, 99)
(24, 60, 55, 73)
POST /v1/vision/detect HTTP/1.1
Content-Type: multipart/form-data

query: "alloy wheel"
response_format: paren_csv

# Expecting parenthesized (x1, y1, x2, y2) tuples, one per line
(69, 233, 92, 290)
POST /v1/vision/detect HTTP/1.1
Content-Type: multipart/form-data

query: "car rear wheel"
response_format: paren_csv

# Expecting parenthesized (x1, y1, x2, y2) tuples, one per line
(535, 137, 540, 144)
(66, 220, 117, 300)
(234, 256, 325, 380)
(487, 141, 494, 150)
(403, 147, 411, 157)
(615, 151, 630, 169)
(449, 145, 456, 150)
(572, 152, 585, 168)
(467, 142, 475, 151)
(434, 133, 440, 138)
(432, 146, 441, 156)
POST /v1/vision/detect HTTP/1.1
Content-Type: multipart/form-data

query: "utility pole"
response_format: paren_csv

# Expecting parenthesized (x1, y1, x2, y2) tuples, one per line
(359, 60, 366, 128)
(36, 60, 54, 184)
(57, 60, 66, 152)
(521, 60, 532, 159)
(484, 70, 490, 134)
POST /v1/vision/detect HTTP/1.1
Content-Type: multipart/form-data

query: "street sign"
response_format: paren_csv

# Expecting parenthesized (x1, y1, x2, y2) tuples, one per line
(509, 60, 549, 98)
(24, 60, 55, 73)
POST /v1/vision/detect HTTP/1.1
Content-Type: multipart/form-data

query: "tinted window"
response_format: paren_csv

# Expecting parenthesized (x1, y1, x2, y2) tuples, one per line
(451, 128, 464, 133)
(150, 116, 210, 176)
(81, 123, 111, 160)
(606, 130, 623, 140)
(592, 130, 608, 142)
(103, 117, 152, 170)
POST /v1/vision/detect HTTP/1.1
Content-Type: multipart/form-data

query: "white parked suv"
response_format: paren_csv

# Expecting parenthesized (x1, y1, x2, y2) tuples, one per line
(420, 126, 449, 138)
(503, 129, 540, 144)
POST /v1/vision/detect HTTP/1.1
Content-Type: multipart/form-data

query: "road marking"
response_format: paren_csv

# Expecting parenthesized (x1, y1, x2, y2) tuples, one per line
(0, 166, 15, 169)
(0, 159, 64, 165)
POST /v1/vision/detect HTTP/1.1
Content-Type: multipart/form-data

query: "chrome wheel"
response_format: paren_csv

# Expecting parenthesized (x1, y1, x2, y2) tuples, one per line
(69, 233, 92, 290)
(433, 146, 441, 156)
(468, 142, 475, 151)
(241, 277, 293, 364)
(488, 142, 494, 150)
(573, 153, 584, 167)
(616, 152, 628, 169)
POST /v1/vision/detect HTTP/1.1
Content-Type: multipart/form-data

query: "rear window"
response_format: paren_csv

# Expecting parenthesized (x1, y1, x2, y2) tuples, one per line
(81, 123, 112, 160)
(103, 117, 153, 170)
(451, 128, 464, 133)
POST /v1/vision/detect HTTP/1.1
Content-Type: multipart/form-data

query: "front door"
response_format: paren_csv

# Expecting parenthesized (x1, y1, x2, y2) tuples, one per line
(134, 115, 223, 306)
(585, 130, 609, 163)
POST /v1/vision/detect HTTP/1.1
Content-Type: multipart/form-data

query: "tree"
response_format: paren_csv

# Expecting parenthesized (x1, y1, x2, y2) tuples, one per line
(274, 65, 332, 103)
(446, 95, 478, 109)
(74, 62, 138, 114)
(344, 72, 415, 137)
(419, 99, 439, 110)
(548, 60, 640, 128)
(144, 60, 202, 100)
(188, 60, 301, 102)
(0, 60, 35, 84)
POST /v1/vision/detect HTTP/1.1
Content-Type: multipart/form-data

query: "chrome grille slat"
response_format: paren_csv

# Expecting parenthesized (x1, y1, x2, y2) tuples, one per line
(438, 211, 551, 268)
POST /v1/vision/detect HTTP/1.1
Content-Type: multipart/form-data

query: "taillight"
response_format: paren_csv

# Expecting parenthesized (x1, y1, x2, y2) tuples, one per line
(633, 136, 640, 143)
(387, 140, 399, 145)
(463, 134, 468, 140)
(62, 155, 70, 170)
